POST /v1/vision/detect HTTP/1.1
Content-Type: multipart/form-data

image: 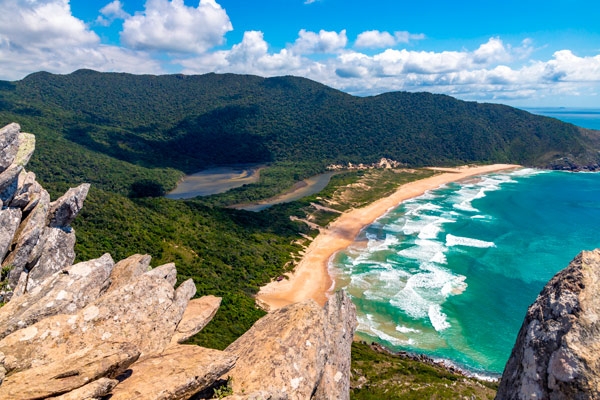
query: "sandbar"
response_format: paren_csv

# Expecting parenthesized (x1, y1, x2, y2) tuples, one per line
(256, 164, 521, 311)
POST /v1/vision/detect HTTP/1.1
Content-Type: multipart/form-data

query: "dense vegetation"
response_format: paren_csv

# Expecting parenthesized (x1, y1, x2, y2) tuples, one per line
(350, 342, 498, 399)
(0, 70, 597, 390)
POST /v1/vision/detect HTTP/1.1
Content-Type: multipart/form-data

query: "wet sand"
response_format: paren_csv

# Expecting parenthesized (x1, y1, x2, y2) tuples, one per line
(256, 164, 521, 311)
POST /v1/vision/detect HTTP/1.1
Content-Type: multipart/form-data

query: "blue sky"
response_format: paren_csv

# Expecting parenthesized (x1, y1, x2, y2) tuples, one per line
(1, 0, 599, 107)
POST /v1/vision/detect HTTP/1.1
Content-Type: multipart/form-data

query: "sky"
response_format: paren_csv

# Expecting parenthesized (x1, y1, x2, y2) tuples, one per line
(0, 0, 599, 107)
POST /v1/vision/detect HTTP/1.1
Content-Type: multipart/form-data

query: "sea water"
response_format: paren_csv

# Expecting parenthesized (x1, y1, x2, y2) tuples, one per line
(332, 169, 600, 376)
(524, 107, 600, 130)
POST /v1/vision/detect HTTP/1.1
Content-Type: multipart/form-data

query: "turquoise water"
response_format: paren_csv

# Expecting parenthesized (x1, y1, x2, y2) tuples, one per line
(332, 169, 600, 376)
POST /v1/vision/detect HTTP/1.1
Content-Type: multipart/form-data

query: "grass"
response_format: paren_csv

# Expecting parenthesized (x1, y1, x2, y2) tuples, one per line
(350, 342, 498, 400)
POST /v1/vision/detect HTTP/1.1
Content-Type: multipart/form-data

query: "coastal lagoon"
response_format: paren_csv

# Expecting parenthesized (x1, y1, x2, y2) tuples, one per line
(332, 169, 600, 376)
(165, 164, 264, 199)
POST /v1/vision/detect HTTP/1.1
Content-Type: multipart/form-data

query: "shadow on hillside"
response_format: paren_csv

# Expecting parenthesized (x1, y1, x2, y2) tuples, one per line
(64, 105, 273, 173)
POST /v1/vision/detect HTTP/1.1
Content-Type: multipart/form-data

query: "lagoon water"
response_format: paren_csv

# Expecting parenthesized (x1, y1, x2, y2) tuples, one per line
(332, 169, 600, 375)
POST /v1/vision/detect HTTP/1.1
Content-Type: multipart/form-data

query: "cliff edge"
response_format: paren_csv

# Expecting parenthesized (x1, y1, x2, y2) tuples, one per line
(496, 249, 600, 399)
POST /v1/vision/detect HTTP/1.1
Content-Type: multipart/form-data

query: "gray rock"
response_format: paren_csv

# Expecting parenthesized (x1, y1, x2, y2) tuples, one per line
(13, 131, 35, 167)
(0, 123, 20, 173)
(47, 183, 90, 228)
(3, 189, 50, 287)
(9, 171, 41, 211)
(496, 249, 600, 400)
(0, 207, 22, 262)
(0, 164, 23, 204)
(25, 226, 77, 292)
(314, 291, 357, 400)
(109, 345, 237, 400)
(0, 254, 114, 339)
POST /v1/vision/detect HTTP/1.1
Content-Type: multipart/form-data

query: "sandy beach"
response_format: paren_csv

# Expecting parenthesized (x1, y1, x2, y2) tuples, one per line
(256, 164, 521, 311)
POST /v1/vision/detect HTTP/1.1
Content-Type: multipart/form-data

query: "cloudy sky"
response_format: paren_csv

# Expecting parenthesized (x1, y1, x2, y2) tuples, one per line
(1, 0, 599, 107)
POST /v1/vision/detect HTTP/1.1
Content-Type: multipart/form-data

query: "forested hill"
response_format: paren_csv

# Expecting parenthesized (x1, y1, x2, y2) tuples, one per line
(1, 69, 598, 178)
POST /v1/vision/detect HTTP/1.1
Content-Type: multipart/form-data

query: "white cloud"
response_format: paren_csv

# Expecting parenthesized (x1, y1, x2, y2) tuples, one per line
(0, 0, 163, 80)
(292, 29, 347, 54)
(121, 0, 233, 54)
(0, 0, 99, 49)
(355, 30, 425, 48)
(97, 0, 130, 26)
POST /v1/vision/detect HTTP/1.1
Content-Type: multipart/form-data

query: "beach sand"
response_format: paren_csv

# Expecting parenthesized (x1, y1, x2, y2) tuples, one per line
(255, 164, 521, 311)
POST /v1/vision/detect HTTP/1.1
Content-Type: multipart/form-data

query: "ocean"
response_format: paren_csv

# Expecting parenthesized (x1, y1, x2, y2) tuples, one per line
(331, 108, 600, 377)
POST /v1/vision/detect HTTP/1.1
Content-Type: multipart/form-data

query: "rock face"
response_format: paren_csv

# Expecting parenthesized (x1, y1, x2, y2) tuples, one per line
(225, 291, 357, 400)
(0, 123, 87, 297)
(496, 249, 600, 400)
(0, 122, 359, 399)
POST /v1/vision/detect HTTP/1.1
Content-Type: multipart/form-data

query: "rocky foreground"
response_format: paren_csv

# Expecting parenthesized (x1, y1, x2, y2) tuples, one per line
(0, 123, 356, 399)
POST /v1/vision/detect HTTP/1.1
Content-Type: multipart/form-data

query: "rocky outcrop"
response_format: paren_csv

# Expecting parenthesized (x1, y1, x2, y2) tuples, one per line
(225, 291, 356, 399)
(496, 249, 600, 399)
(0, 123, 87, 298)
(0, 122, 358, 399)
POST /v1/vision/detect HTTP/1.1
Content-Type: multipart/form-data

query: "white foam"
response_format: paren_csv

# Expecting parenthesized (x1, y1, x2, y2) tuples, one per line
(446, 234, 495, 248)
(371, 327, 415, 346)
(398, 239, 448, 264)
(396, 325, 421, 334)
(509, 167, 546, 177)
(428, 304, 450, 331)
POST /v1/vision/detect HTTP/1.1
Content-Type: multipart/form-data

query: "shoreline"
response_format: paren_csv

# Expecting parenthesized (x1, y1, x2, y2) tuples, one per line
(256, 163, 521, 310)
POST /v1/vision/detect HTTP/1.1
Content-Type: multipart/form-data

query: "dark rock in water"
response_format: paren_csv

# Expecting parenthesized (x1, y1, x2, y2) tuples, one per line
(496, 249, 600, 400)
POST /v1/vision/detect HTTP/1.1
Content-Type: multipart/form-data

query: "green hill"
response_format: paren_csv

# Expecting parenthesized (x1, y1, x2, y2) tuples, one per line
(1, 70, 598, 193)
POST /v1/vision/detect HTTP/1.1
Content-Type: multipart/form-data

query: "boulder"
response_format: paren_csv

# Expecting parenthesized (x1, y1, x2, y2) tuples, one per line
(109, 345, 237, 400)
(225, 291, 356, 399)
(0, 254, 114, 339)
(0, 266, 196, 372)
(0, 123, 20, 173)
(170, 295, 222, 345)
(496, 249, 600, 400)
(47, 183, 90, 228)
(313, 291, 356, 400)
(0, 342, 139, 400)
(24, 226, 77, 292)
(106, 253, 152, 293)
(9, 171, 42, 212)
(47, 378, 119, 400)
(0, 207, 21, 261)
(13, 131, 35, 168)
(0, 164, 23, 204)
(225, 299, 326, 398)
(3, 188, 50, 287)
